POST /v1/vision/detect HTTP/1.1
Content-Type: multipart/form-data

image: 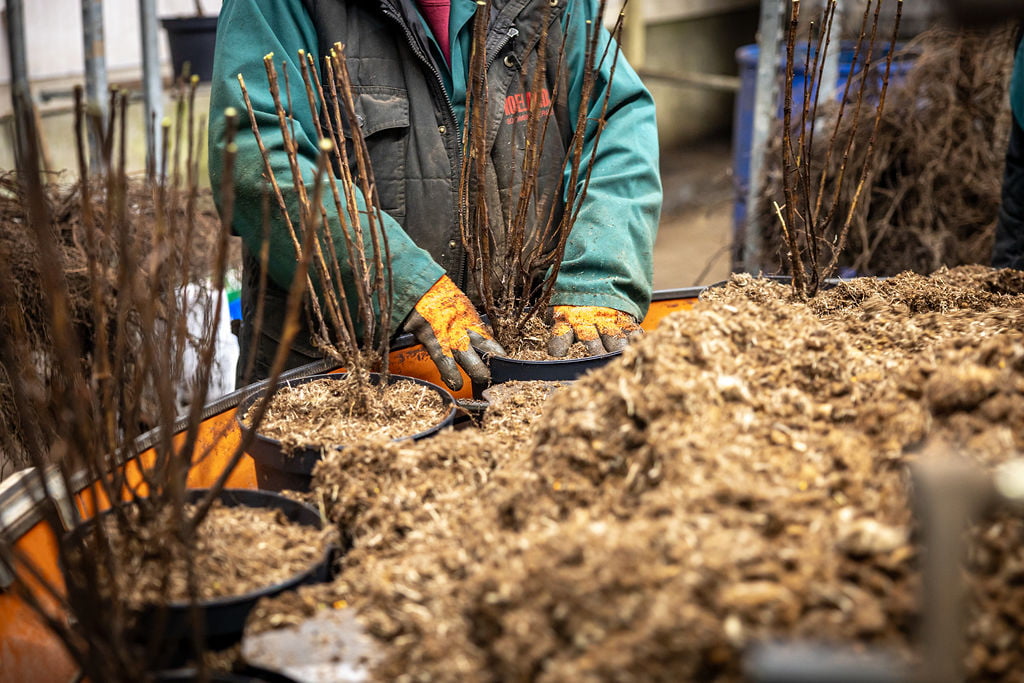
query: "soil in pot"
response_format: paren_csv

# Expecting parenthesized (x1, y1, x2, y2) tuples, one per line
(63, 490, 336, 666)
(497, 316, 592, 361)
(481, 380, 570, 422)
(239, 373, 455, 491)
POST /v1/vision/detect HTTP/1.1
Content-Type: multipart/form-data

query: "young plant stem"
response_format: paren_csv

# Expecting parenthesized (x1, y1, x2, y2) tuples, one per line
(781, 1, 807, 297)
(240, 46, 393, 383)
(823, 1, 903, 280)
(0, 74, 303, 679)
(460, 0, 622, 344)
(777, 0, 901, 297)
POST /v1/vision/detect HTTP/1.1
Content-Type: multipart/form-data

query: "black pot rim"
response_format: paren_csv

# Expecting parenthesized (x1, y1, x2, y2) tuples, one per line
(64, 488, 334, 612)
(486, 349, 621, 367)
(153, 665, 298, 682)
(236, 372, 457, 457)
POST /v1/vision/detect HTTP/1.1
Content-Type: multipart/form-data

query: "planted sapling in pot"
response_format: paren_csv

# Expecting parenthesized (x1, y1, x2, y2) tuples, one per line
(232, 48, 456, 491)
(457, 0, 658, 388)
(0, 80, 334, 679)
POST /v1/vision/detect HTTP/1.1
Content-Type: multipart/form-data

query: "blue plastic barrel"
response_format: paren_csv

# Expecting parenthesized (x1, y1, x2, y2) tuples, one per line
(732, 43, 914, 245)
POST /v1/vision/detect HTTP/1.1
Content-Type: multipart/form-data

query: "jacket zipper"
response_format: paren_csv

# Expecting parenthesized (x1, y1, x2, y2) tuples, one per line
(487, 27, 519, 70)
(381, 5, 470, 290)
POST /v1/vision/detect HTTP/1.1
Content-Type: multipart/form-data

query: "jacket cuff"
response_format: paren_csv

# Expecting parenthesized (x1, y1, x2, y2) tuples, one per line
(390, 261, 446, 336)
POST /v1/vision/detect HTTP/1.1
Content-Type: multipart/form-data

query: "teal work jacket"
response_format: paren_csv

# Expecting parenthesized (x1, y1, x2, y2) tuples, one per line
(209, 0, 661, 337)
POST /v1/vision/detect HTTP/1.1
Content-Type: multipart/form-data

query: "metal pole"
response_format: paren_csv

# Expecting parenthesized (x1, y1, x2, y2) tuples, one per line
(138, 0, 163, 176)
(742, 0, 785, 273)
(5, 0, 32, 173)
(820, 0, 842, 102)
(82, 0, 109, 171)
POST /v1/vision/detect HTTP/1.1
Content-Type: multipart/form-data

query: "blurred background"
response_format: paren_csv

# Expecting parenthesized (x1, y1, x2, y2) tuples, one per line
(0, 0, 990, 291)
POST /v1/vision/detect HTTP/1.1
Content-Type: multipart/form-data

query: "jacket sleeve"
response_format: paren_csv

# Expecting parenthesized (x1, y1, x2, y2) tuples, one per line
(209, 0, 445, 335)
(993, 41, 1024, 270)
(549, 0, 661, 321)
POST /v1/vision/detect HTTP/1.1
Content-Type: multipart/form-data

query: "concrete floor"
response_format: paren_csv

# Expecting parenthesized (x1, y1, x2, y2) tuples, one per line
(653, 137, 736, 290)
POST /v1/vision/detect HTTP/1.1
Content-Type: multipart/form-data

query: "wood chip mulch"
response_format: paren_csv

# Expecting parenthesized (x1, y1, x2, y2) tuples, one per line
(247, 267, 1024, 681)
(249, 375, 449, 453)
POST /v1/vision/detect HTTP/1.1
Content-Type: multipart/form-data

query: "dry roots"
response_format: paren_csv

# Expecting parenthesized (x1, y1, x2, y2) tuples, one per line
(758, 28, 1017, 277)
(0, 175, 230, 479)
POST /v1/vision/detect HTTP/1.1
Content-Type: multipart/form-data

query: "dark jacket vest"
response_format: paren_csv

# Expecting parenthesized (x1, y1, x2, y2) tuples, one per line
(299, 0, 573, 290)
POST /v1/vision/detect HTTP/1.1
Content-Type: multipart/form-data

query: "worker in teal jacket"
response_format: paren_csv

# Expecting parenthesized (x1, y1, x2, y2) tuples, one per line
(994, 30, 1024, 270)
(209, 0, 661, 390)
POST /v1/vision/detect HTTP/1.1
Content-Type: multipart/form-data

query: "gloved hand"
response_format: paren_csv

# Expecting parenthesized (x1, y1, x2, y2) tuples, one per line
(403, 275, 506, 391)
(548, 305, 644, 357)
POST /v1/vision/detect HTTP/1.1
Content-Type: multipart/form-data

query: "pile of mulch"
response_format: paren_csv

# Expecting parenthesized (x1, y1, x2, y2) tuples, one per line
(756, 28, 1017, 276)
(249, 267, 1024, 681)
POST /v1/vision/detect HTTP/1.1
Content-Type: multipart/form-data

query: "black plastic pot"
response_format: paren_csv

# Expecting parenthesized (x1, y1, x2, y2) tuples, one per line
(485, 350, 621, 386)
(63, 489, 336, 667)
(237, 373, 456, 492)
(153, 665, 299, 682)
(161, 16, 218, 82)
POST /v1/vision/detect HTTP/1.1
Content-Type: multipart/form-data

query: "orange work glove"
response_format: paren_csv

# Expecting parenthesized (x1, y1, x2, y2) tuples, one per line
(548, 305, 644, 357)
(402, 275, 505, 391)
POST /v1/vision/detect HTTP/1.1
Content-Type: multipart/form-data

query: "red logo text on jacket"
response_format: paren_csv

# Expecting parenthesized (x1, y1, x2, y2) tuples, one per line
(504, 88, 552, 125)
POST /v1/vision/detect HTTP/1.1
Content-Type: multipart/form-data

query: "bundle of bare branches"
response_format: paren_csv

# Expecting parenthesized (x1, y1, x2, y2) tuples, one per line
(757, 23, 1016, 279)
(0, 79, 303, 679)
(0, 151, 229, 479)
(239, 46, 393, 395)
(459, 0, 624, 346)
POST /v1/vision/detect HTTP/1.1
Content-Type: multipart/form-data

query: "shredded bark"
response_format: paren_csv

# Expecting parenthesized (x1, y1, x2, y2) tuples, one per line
(248, 375, 449, 453)
(241, 267, 1024, 682)
(482, 380, 570, 434)
(74, 501, 331, 607)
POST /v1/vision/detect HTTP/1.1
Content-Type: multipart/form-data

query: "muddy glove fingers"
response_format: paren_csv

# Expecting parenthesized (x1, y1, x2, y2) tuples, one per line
(580, 330, 608, 357)
(548, 305, 642, 357)
(407, 275, 503, 391)
(547, 330, 574, 358)
(452, 347, 489, 386)
(404, 310, 464, 390)
(599, 331, 630, 353)
(468, 329, 506, 357)
(598, 314, 644, 353)
(552, 311, 606, 358)
(453, 331, 505, 387)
